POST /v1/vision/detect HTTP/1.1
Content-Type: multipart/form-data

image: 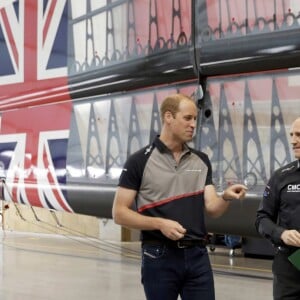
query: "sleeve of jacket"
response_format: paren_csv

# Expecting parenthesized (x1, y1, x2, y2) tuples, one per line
(255, 174, 285, 245)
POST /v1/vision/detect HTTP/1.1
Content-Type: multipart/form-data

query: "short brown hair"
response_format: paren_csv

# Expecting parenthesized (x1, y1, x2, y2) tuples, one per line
(160, 93, 195, 122)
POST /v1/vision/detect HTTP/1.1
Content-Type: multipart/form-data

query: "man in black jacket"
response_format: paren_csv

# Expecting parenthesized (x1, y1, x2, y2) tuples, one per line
(256, 117, 300, 300)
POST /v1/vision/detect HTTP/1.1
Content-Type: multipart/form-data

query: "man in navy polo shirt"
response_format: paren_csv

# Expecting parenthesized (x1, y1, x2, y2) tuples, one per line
(113, 93, 247, 300)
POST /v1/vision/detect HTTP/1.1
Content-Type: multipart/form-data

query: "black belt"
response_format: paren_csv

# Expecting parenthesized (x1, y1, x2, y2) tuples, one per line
(142, 239, 208, 249)
(277, 245, 298, 255)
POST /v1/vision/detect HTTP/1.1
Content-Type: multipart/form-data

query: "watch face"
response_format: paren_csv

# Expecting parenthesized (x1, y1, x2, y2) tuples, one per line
(243, 172, 257, 190)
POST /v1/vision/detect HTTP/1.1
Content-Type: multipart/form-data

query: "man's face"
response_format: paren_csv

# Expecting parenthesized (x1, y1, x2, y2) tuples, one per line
(290, 118, 300, 159)
(170, 100, 198, 143)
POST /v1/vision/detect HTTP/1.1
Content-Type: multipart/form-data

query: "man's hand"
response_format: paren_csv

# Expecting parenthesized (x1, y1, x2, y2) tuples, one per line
(223, 184, 248, 201)
(281, 229, 300, 247)
(158, 218, 187, 241)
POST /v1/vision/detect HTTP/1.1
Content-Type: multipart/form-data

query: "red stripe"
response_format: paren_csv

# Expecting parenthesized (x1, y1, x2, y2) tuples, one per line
(24, 0, 37, 81)
(0, 77, 70, 110)
(138, 189, 204, 213)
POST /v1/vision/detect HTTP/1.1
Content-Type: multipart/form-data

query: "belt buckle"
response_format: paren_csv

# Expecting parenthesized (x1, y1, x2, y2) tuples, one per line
(177, 241, 188, 248)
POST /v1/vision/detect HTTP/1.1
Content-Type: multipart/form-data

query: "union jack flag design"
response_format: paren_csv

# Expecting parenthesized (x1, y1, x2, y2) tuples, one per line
(0, 0, 67, 84)
(0, 0, 73, 212)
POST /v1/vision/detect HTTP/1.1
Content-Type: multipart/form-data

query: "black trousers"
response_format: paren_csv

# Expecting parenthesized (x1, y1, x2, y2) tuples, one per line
(272, 251, 300, 300)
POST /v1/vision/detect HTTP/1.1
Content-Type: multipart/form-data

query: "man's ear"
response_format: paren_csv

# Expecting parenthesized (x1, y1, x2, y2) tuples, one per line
(164, 111, 174, 123)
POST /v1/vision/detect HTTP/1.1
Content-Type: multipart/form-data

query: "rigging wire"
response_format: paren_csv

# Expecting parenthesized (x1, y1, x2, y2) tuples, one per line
(1, 179, 140, 259)
(1, 180, 273, 281)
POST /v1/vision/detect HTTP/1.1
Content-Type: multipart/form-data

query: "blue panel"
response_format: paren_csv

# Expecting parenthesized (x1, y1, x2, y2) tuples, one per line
(47, 2, 68, 69)
(0, 27, 15, 76)
(48, 138, 68, 185)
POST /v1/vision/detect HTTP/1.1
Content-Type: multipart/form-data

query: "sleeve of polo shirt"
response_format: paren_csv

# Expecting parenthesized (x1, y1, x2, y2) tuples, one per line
(118, 152, 143, 191)
(119, 156, 141, 191)
(198, 152, 213, 186)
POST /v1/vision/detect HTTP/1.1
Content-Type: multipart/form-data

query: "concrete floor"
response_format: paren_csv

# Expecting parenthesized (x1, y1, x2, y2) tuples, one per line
(0, 230, 273, 300)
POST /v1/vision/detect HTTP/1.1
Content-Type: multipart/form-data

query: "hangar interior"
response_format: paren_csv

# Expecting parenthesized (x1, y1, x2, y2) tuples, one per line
(0, 201, 273, 300)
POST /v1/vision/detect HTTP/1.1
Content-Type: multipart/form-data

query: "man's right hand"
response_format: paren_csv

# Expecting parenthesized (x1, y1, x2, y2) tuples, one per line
(158, 218, 187, 241)
(281, 229, 300, 247)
